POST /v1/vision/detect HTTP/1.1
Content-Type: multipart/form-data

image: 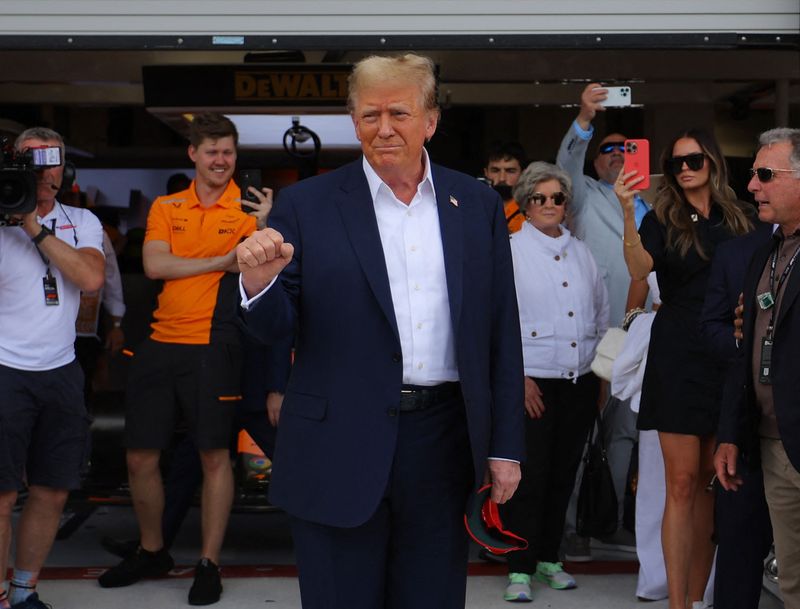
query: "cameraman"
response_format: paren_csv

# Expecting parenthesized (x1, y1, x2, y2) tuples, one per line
(0, 127, 104, 609)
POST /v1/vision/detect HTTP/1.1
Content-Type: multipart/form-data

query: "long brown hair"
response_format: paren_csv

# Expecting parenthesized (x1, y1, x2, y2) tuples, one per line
(653, 128, 752, 259)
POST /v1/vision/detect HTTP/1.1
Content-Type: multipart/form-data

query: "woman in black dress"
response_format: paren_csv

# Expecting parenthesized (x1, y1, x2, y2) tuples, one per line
(614, 128, 752, 609)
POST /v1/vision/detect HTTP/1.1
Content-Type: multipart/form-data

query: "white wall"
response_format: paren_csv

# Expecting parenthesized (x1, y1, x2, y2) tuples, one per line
(1, 1, 797, 36)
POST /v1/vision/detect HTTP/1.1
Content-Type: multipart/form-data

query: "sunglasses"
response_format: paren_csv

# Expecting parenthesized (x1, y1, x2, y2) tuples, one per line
(528, 191, 566, 206)
(599, 142, 625, 155)
(749, 167, 796, 182)
(666, 153, 706, 175)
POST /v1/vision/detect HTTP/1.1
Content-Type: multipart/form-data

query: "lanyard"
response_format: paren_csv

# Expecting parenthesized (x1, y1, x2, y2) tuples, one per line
(33, 218, 56, 276)
(765, 238, 800, 337)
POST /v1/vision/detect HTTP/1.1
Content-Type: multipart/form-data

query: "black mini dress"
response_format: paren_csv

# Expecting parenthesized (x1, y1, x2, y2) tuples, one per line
(637, 206, 738, 436)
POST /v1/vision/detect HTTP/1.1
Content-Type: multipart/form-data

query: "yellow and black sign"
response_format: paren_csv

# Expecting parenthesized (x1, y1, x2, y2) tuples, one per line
(234, 70, 348, 102)
(143, 64, 351, 108)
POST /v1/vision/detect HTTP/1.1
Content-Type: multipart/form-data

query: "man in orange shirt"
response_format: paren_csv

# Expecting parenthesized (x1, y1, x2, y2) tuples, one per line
(99, 113, 271, 605)
(483, 141, 528, 234)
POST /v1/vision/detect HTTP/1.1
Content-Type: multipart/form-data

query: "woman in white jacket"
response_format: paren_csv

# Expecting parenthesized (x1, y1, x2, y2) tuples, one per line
(500, 162, 609, 603)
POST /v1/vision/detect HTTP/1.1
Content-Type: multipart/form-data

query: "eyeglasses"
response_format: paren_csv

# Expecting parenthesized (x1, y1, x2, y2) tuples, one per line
(599, 142, 625, 155)
(666, 153, 706, 175)
(749, 167, 796, 182)
(528, 191, 566, 206)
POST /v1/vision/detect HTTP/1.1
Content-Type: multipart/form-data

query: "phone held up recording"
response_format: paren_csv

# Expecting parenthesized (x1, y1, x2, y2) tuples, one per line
(238, 169, 262, 211)
(593, 85, 632, 108)
(623, 139, 650, 191)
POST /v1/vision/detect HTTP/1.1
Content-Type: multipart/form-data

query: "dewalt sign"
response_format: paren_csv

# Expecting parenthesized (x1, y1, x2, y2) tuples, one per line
(143, 64, 351, 108)
(234, 71, 348, 102)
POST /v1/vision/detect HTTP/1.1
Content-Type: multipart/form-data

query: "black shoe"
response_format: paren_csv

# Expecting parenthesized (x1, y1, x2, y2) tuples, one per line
(188, 558, 223, 606)
(98, 546, 174, 588)
(9, 592, 50, 609)
(478, 547, 507, 564)
(100, 536, 139, 559)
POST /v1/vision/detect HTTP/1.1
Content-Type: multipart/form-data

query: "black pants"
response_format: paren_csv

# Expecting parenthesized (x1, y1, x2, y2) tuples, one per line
(501, 373, 599, 571)
(714, 457, 773, 609)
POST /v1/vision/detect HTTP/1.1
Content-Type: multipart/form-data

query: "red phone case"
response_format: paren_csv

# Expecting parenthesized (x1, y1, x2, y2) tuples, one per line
(623, 139, 650, 191)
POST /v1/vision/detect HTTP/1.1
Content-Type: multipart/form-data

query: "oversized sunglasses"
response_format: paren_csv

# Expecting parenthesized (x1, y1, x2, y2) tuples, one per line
(528, 191, 566, 206)
(599, 142, 625, 155)
(666, 153, 706, 175)
(749, 167, 796, 182)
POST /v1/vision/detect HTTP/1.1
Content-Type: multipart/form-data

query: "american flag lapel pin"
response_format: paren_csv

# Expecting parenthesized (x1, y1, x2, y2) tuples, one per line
(449, 195, 459, 207)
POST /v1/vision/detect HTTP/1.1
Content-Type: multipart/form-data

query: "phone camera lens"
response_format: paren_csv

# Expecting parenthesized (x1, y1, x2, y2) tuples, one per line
(626, 142, 638, 154)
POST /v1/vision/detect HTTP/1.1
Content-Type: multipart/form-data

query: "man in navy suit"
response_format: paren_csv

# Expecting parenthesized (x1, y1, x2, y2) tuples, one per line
(236, 54, 525, 609)
(700, 221, 773, 609)
(715, 127, 800, 608)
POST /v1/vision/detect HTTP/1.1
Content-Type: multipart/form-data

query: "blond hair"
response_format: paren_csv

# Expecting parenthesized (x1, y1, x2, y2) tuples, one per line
(347, 53, 439, 115)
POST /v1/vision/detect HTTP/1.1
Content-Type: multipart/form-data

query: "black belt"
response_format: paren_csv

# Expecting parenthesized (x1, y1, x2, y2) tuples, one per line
(395, 382, 461, 413)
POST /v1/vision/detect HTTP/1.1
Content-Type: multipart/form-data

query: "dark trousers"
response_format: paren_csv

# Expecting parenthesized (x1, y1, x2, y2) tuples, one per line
(289, 395, 473, 609)
(714, 458, 773, 609)
(502, 373, 598, 571)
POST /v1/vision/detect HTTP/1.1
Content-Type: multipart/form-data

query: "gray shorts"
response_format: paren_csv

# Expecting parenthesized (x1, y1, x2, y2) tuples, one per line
(0, 360, 91, 491)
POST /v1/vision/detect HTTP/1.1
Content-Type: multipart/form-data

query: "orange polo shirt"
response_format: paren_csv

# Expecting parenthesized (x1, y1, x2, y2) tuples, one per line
(145, 180, 256, 345)
(505, 198, 524, 234)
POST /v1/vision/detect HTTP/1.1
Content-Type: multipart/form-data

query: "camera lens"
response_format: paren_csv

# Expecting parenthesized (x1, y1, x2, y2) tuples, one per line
(626, 142, 638, 154)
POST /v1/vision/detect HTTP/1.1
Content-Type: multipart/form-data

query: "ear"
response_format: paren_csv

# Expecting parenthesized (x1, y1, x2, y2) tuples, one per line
(187, 144, 198, 163)
(424, 110, 439, 142)
(351, 114, 362, 142)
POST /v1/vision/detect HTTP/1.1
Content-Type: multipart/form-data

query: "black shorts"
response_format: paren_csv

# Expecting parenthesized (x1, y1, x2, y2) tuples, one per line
(0, 360, 91, 491)
(125, 339, 243, 450)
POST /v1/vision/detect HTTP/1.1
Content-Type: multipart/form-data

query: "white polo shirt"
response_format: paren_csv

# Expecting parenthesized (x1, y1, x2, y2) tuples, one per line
(0, 202, 104, 371)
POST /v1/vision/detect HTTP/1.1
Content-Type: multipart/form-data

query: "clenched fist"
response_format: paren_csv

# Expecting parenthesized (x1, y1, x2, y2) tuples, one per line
(237, 228, 294, 298)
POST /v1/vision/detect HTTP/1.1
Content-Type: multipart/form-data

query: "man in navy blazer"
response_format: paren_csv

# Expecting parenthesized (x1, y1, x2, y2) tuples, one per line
(237, 54, 524, 609)
(700, 221, 773, 609)
(715, 127, 800, 607)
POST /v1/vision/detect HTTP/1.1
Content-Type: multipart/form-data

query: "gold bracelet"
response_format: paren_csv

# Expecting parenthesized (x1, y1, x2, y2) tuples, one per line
(623, 235, 641, 248)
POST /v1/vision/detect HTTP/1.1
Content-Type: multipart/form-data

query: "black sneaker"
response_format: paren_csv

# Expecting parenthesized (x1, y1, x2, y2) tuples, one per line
(188, 558, 222, 606)
(9, 592, 50, 609)
(97, 546, 174, 588)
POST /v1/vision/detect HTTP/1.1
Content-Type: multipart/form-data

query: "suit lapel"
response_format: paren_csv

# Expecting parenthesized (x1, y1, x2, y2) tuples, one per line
(432, 165, 464, 333)
(743, 239, 776, 355)
(776, 243, 800, 329)
(334, 161, 400, 341)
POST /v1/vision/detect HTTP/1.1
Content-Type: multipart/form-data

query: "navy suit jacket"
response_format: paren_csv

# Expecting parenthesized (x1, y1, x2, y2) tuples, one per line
(701, 222, 772, 456)
(717, 225, 800, 471)
(244, 159, 525, 528)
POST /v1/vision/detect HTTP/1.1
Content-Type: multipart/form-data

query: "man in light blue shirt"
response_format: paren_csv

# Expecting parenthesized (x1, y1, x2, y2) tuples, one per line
(557, 83, 651, 560)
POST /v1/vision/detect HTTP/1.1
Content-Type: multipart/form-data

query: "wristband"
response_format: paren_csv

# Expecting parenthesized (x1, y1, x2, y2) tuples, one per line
(31, 225, 52, 245)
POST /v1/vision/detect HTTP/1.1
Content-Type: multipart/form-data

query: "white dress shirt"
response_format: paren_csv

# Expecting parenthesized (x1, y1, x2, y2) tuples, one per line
(362, 153, 457, 385)
(510, 221, 609, 381)
(240, 151, 457, 386)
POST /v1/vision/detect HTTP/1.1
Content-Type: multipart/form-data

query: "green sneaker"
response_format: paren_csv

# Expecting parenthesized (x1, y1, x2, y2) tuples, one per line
(503, 572, 533, 602)
(534, 561, 576, 590)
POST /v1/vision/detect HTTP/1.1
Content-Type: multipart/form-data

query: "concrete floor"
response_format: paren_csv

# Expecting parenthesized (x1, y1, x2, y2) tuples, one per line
(10, 503, 784, 609)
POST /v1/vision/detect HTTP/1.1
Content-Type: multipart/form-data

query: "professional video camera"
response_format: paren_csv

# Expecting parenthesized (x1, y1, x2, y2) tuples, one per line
(0, 137, 62, 221)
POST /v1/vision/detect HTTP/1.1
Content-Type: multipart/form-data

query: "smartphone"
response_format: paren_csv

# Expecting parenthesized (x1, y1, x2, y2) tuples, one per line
(238, 169, 262, 210)
(623, 139, 650, 191)
(594, 85, 632, 108)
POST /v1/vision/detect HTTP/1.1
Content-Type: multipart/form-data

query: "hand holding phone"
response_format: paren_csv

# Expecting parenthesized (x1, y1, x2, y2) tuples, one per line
(593, 85, 632, 108)
(239, 169, 262, 210)
(623, 139, 650, 191)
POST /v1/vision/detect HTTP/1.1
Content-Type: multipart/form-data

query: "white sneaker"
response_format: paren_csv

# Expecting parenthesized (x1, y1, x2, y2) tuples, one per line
(504, 572, 533, 602)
